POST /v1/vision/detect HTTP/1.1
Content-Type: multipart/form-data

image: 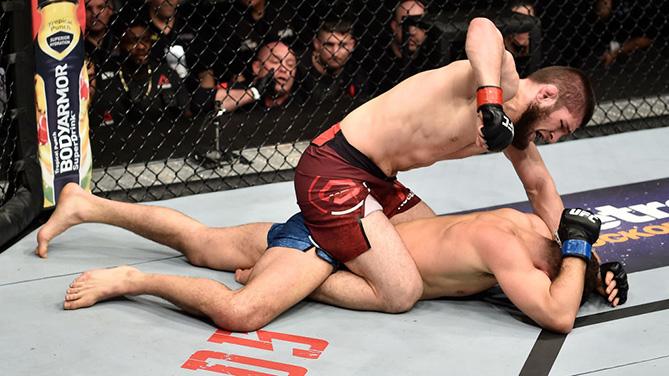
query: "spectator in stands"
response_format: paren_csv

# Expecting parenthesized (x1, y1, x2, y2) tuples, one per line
(214, 0, 303, 83)
(144, 0, 188, 77)
(85, 0, 119, 98)
(503, 0, 537, 76)
(213, 41, 298, 113)
(85, 0, 118, 61)
(197, 41, 310, 158)
(120, 0, 227, 94)
(370, 0, 431, 94)
(89, 19, 190, 164)
(300, 18, 367, 106)
(227, 0, 306, 81)
(390, 1, 428, 61)
(593, 0, 656, 66)
(504, 1, 535, 60)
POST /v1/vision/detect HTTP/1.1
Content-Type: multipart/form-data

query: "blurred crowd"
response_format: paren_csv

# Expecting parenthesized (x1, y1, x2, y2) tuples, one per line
(81, 0, 663, 166)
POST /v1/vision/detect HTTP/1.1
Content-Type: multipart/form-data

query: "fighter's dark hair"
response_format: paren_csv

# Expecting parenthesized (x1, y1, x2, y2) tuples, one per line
(527, 66, 597, 129)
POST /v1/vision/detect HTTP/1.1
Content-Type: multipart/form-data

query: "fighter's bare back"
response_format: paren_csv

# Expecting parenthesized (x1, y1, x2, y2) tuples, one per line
(340, 59, 519, 177)
(394, 208, 552, 299)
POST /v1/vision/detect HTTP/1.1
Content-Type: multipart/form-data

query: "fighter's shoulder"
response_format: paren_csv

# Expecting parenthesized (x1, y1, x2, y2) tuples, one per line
(435, 60, 475, 80)
(468, 214, 526, 255)
(430, 60, 477, 98)
(467, 213, 517, 241)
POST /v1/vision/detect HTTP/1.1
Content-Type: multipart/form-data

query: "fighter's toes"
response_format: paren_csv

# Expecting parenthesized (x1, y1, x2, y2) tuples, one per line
(75, 272, 92, 283)
(64, 292, 80, 301)
(66, 286, 85, 294)
(63, 295, 95, 310)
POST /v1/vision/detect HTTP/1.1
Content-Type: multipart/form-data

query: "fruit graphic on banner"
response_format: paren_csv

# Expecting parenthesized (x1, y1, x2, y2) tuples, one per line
(32, 0, 91, 207)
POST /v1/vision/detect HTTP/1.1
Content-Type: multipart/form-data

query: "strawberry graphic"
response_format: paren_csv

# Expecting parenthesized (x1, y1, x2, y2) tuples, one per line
(38, 115, 48, 145)
(80, 72, 89, 100)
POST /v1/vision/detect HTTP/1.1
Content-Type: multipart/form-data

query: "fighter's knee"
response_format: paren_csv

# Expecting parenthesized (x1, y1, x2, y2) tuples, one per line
(210, 299, 273, 332)
(182, 230, 218, 267)
(381, 281, 422, 313)
(382, 294, 419, 313)
(186, 252, 208, 268)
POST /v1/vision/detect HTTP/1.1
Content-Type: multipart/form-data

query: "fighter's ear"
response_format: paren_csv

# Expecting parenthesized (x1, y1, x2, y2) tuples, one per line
(536, 84, 559, 107)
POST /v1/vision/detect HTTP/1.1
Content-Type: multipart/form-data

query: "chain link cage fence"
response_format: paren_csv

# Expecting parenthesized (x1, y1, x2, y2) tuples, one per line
(1, 0, 44, 249)
(1, 0, 668, 248)
(1, 7, 13, 206)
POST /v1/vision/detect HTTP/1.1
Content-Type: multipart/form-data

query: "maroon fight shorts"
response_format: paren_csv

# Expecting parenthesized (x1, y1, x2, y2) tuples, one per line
(294, 123, 422, 263)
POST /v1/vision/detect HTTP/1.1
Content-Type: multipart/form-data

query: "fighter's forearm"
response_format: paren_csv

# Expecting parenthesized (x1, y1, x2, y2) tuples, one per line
(465, 17, 505, 87)
(512, 147, 564, 234)
(543, 258, 587, 332)
(527, 184, 564, 237)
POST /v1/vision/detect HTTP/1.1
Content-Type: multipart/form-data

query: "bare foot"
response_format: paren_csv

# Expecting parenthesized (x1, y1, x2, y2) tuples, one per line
(63, 266, 141, 310)
(36, 183, 94, 258)
(235, 268, 253, 284)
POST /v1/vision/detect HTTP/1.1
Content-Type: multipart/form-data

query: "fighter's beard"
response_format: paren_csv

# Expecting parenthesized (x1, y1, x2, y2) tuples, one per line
(512, 102, 550, 150)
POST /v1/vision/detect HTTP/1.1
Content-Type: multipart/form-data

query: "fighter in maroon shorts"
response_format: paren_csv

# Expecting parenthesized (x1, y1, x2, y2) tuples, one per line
(295, 123, 422, 263)
(290, 17, 594, 313)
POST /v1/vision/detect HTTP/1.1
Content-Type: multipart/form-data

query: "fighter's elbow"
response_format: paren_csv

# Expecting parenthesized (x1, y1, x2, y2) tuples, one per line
(469, 17, 496, 31)
(468, 17, 502, 43)
(548, 319, 574, 334)
(541, 313, 575, 334)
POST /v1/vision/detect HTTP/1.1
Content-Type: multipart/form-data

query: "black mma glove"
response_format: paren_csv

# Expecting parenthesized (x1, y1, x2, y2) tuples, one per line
(249, 68, 275, 100)
(557, 208, 602, 261)
(600, 261, 629, 305)
(477, 86, 514, 152)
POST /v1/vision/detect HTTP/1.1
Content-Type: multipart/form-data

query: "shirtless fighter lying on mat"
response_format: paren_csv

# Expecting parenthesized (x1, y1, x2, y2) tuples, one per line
(37, 184, 628, 334)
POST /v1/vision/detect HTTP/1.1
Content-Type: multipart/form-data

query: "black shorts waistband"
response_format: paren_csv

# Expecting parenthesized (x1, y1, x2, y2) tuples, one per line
(326, 131, 393, 181)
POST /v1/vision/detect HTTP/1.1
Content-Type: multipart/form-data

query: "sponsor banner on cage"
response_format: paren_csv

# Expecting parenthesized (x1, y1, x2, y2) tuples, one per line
(32, 0, 91, 208)
(472, 178, 669, 273)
